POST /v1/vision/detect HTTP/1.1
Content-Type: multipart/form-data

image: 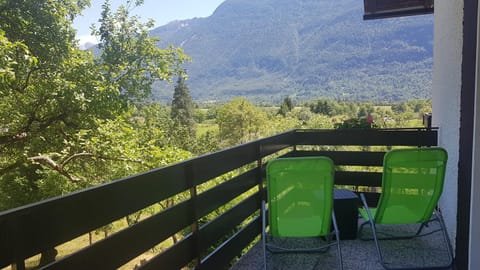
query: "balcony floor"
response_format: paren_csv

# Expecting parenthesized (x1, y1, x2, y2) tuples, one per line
(231, 217, 453, 270)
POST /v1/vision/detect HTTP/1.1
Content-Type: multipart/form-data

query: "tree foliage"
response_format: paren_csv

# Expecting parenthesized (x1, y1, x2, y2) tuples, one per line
(170, 75, 196, 150)
(277, 96, 294, 116)
(93, 0, 189, 105)
(0, 0, 188, 210)
(310, 99, 335, 116)
(0, 0, 102, 209)
(216, 98, 267, 146)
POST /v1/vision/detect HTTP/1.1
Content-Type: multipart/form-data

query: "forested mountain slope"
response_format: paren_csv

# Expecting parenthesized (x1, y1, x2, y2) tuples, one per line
(151, 0, 433, 103)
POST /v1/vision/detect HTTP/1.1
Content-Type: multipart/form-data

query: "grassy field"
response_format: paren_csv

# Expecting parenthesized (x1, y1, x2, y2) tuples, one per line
(196, 120, 218, 137)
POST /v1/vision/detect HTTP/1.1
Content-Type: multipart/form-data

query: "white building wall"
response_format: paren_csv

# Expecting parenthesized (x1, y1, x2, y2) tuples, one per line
(469, 3, 480, 269)
(432, 1, 463, 247)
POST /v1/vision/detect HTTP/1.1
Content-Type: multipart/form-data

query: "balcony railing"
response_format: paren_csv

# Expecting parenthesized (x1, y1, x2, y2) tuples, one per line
(0, 128, 438, 270)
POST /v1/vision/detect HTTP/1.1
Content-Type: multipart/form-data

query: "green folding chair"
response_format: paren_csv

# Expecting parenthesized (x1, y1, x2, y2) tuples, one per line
(359, 147, 453, 270)
(262, 156, 343, 270)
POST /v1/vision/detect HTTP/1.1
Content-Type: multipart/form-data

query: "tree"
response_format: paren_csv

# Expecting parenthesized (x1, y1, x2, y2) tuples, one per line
(0, 0, 102, 210)
(170, 75, 196, 150)
(277, 96, 294, 116)
(92, 0, 189, 104)
(334, 118, 378, 129)
(216, 98, 267, 146)
(357, 104, 374, 118)
(392, 102, 409, 114)
(0, 0, 188, 210)
(310, 99, 334, 116)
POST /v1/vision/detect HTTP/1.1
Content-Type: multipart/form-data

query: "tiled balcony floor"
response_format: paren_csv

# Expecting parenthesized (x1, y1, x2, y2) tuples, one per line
(231, 217, 453, 270)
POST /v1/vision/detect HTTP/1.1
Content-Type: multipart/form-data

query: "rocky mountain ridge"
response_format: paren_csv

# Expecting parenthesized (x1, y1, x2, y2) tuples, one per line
(150, 0, 433, 103)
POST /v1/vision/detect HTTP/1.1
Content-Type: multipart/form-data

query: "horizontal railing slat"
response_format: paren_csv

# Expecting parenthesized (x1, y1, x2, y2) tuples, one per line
(335, 171, 383, 186)
(196, 169, 258, 218)
(43, 199, 195, 270)
(293, 129, 437, 146)
(138, 235, 196, 270)
(192, 131, 293, 186)
(287, 150, 386, 166)
(200, 216, 261, 269)
(199, 193, 260, 252)
(259, 131, 294, 156)
(0, 165, 189, 267)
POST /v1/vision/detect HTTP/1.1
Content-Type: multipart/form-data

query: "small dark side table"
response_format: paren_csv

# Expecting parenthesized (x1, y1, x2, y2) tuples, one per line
(334, 189, 359, 240)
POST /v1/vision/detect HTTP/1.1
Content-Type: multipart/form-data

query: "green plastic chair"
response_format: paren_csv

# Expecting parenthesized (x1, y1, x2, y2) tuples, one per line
(359, 147, 453, 269)
(261, 156, 343, 270)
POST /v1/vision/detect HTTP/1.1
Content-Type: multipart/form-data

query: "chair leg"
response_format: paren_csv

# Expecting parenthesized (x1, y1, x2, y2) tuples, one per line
(360, 193, 386, 264)
(262, 200, 267, 270)
(435, 209, 454, 269)
(415, 222, 427, 236)
(358, 220, 370, 240)
(360, 194, 454, 270)
(331, 210, 344, 270)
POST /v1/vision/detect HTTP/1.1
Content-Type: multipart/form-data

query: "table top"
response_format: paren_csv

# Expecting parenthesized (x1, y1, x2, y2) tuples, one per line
(334, 189, 358, 200)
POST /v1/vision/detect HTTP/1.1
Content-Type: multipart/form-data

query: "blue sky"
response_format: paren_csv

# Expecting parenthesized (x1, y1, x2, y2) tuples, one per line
(73, 0, 225, 47)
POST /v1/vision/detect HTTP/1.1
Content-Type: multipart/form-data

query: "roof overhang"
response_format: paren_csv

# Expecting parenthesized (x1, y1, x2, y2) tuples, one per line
(363, 0, 434, 20)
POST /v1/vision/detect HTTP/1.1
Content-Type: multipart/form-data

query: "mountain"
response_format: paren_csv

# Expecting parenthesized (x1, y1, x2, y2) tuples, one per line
(151, 0, 433, 104)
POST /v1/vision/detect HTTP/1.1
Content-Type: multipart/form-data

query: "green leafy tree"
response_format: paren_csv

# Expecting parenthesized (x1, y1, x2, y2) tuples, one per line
(310, 99, 335, 116)
(216, 98, 267, 146)
(0, 0, 188, 210)
(0, 0, 101, 209)
(277, 96, 294, 116)
(72, 105, 192, 180)
(92, 0, 189, 104)
(0, 0, 94, 262)
(406, 99, 431, 113)
(194, 131, 221, 154)
(392, 102, 409, 114)
(357, 104, 374, 118)
(170, 75, 196, 150)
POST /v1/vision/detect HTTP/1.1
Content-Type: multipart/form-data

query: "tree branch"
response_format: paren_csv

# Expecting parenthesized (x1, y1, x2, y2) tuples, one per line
(28, 155, 81, 183)
(61, 152, 144, 166)
(0, 133, 26, 145)
(28, 152, 145, 183)
(16, 66, 38, 93)
(60, 152, 94, 167)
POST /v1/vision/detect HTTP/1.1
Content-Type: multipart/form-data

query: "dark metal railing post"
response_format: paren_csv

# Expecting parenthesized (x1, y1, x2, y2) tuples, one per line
(186, 162, 201, 268)
(12, 261, 25, 270)
(257, 144, 264, 201)
(257, 143, 266, 247)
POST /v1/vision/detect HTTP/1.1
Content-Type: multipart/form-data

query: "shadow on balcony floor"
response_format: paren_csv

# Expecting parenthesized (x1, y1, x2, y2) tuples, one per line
(231, 218, 453, 270)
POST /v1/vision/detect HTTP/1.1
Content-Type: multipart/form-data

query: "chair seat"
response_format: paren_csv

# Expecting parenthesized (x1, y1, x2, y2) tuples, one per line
(276, 215, 324, 237)
(358, 147, 453, 270)
(359, 205, 427, 224)
(263, 156, 343, 270)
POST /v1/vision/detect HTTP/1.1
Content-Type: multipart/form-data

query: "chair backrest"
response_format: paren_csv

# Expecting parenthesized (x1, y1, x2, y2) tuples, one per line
(375, 147, 448, 224)
(266, 156, 334, 237)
